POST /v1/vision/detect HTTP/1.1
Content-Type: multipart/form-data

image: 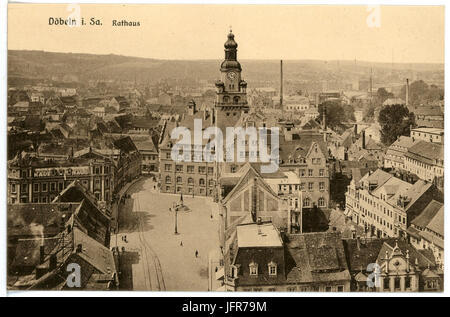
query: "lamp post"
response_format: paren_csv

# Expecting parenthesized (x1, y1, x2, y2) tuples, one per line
(174, 206, 178, 234)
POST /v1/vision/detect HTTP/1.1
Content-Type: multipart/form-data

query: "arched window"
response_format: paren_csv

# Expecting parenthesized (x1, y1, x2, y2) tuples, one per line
(188, 178, 194, 185)
(223, 96, 230, 103)
(233, 96, 240, 104)
(318, 197, 325, 207)
(268, 261, 277, 276)
(303, 197, 310, 207)
(249, 262, 258, 276)
(199, 178, 205, 186)
(176, 176, 182, 184)
(165, 176, 171, 184)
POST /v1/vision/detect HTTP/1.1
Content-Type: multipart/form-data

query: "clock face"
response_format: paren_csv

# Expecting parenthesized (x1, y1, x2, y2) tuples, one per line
(227, 72, 236, 80)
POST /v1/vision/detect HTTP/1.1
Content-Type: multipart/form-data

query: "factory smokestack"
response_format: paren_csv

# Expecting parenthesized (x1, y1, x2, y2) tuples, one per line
(323, 103, 327, 142)
(280, 60, 283, 109)
(406, 78, 410, 106)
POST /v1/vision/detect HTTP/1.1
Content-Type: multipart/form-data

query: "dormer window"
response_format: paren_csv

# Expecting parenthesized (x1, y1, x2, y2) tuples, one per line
(268, 261, 277, 276)
(249, 261, 258, 276)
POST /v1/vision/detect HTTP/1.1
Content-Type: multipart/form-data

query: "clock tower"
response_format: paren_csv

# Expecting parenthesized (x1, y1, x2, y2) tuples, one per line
(214, 30, 249, 130)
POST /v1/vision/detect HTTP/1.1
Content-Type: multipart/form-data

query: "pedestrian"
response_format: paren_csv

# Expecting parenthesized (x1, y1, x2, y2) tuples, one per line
(195, 250, 198, 258)
(180, 241, 183, 246)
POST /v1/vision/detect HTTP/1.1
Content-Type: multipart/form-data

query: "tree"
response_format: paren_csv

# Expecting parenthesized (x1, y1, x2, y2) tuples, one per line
(400, 80, 444, 106)
(363, 103, 375, 122)
(318, 100, 346, 130)
(376, 87, 394, 105)
(378, 104, 415, 145)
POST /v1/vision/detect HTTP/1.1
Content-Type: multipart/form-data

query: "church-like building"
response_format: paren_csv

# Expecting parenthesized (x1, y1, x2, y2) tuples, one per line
(213, 30, 250, 131)
(158, 30, 250, 197)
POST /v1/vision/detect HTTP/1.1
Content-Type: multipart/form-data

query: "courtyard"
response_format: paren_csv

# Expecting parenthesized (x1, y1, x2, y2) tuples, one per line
(114, 177, 221, 291)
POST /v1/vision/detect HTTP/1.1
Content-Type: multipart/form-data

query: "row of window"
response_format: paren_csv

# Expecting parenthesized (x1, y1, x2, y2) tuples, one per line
(279, 182, 326, 192)
(164, 186, 213, 196)
(249, 262, 277, 276)
(299, 169, 326, 177)
(286, 285, 345, 292)
(165, 164, 214, 174)
(143, 155, 158, 161)
(164, 176, 214, 187)
(11, 182, 64, 194)
(302, 197, 327, 208)
(383, 276, 412, 290)
(11, 178, 110, 194)
(358, 193, 406, 226)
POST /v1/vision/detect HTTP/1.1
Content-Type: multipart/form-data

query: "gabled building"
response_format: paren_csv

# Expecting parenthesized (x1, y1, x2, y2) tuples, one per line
(226, 222, 286, 291)
(285, 232, 351, 292)
(410, 127, 444, 144)
(112, 136, 141, 191)
(7, 192, 115, 291)
(345, 169, 443, 239)
(404, 140, 444, 187)
(343, 238, 441, 292)
(225, 223, 351, 292)
(109, 96, 130, 112)
(219, 163, 290, 245)
(384, 136, 415, 170)
(279, 132, 330, 212)
(407, 200, 444, 269)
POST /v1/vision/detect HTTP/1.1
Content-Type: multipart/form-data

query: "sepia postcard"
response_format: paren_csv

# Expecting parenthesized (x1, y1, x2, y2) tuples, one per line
(4, 2, 445, 296)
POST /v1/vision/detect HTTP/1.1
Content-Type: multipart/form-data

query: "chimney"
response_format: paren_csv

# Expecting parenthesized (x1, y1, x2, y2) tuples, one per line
(49, 254, 57, 270)
(39, 245, 45, 264)
(362, 130, 366, 149)
(257, 217, 262, 226)
(280, 60, 283, 109)
(406, 78, 410, 106)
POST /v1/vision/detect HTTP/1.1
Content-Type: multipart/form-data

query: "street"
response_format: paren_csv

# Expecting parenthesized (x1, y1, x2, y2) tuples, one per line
(115, 177, 221, 291)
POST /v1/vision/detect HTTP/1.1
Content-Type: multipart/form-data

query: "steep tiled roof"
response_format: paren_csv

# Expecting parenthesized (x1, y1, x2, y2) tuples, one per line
(406, 140, 444, 164)
(411, 200, 443, 230)
(376, 240, 435, 270)
(279, 132, 327, 164)
(343, 238, 388, 272)
(285, 232, 350, 284)
(7, 203, 79, 237)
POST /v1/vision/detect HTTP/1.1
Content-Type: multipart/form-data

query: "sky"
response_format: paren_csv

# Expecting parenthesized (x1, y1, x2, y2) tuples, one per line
(8, 4, 445, 63)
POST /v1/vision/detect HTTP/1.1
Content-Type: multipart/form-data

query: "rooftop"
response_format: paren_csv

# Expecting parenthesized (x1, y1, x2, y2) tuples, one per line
(236, 223, 283, 248)
(412, 200, 444, 236)
(411, 127, 444, 135)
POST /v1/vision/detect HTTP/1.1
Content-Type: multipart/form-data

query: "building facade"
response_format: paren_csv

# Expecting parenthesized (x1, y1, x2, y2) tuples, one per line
(345, 169, 442, 239)
(8, 150, 115, 204)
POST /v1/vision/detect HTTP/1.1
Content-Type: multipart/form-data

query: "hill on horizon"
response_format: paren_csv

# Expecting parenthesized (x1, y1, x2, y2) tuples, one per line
(8, 49, 444, 86)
